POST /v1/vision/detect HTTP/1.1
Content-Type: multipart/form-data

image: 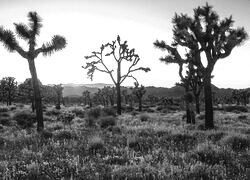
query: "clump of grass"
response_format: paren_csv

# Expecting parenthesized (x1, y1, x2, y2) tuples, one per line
(139, 113, 150, 122)
(220, 134, 250, 151)
(87, 136, 105, 155)
(54, 130, 74, 140)
(188, 143, 233, 166)
(45, 108, 61, 116)
(99, 116, 116, 129)
(101, 107, 116, 117)
(13, 110, 36, 128)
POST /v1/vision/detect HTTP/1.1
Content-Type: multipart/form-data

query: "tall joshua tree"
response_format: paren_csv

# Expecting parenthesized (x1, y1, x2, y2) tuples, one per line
(0, 12, 66, 132)
(170, 3, 248, 129)
(83, 35, 150, 115)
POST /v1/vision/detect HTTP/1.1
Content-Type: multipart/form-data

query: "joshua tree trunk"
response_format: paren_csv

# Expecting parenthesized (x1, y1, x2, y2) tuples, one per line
(116, 62, 122, 115)
(116, 83, 121, 115)
(195, 94, 200, 114)
(31, 99, 35, 112)
(203, 73, 214, 129)
(185, 87, 191, 124)
(138, 98, 142, 112)
(28, 59, 44, 132)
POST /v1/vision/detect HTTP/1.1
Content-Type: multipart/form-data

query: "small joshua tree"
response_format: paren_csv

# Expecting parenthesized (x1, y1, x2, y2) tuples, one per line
(0, 77, 17, 106)
(0, 12, 66, 132)
(133, 82, 146, 112)
(83, 35, 150, 115)
(53, 84, 63, 110)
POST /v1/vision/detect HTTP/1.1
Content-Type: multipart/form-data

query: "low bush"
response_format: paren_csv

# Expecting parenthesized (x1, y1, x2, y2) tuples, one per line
(139, 113, 150, 122)
(86, 107, 101, 119)
(220, 134, 250, 151)
(0, 106, 8, 113)
(101, 107, 116, 117)
(57, 110, 75, 124)
(188, 143, 233, 166)
(113, 165, 158, 180)
(207, 131, 225, 142)
(45, 108, 61, 116)
(224, 106, 248, 113)
(0, 112, 10, 117)
(238, 114, 247, 120)
(99, 116, 116, 129)
(87, 136, 105, 155)
(0, 118, 11, 126)
(13, 111, 36, 128)
(54, 130, 74, 140)
(184, 163, 226, 180)
(69, 107, 85, 118)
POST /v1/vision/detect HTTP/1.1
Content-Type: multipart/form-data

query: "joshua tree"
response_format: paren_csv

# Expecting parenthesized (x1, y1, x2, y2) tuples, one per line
(133, 82, 146, 112)
(53, 84, 64, 109)
(156, 4, 248, 129)
(188, 66, 203, 114)
(83, 35, 150, 114)
(154, 40, 195, 123)
(18, 78, 42, 111)
(0, 77, 17, 105)
(0, 12, 66, 132)
(82, 90, 91, 107)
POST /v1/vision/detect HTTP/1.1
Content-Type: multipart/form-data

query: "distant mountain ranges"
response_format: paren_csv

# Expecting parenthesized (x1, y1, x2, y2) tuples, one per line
(62, 83, 236, 99)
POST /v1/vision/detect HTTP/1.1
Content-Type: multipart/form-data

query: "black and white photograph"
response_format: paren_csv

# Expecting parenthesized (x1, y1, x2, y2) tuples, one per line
(0, 0, 250, 179)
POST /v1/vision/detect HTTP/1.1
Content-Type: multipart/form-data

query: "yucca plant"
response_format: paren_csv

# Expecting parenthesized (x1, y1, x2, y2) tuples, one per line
(0, 12, 66, 132)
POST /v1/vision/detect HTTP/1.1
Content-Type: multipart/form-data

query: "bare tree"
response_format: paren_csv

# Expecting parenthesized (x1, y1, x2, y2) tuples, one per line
(83, 35, 150, 114)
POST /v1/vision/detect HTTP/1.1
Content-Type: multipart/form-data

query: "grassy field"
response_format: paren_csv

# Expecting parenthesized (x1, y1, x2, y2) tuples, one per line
(0, 104, 250, 179)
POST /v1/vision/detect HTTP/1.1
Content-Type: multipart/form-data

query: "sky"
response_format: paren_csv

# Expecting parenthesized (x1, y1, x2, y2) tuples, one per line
(0, 0, 249, 88)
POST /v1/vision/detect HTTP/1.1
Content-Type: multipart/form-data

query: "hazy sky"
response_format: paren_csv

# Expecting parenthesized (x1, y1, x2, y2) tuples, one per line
(0, 0, 249, 88)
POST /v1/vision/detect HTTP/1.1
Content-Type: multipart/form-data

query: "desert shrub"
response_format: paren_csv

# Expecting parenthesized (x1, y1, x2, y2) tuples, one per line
(69, 107, 85, 118)
(86, 107, 101, 119)
(54, 130, 73, 140)
(40, 130, 53, 139)
(0, 137, 5, 149)
(0, 112, 9, 117)
(104, 156, 128, 165)
(207, 131, 226, 142)
(220, 134, 250, 151)
(139, 113, 150, 122)
(196, 113, 205, 120)
(164, 132, 197, 151)
(9, 105, 17, 111)
(112, 165, 158, 180)
(52, 123, 64, 131)
(224, 106, 248, 113)
(57, 110, 75, 124)
(13, 111, 36, 128)
(188, 143, 233, 166)
(128, 136, 154, 152)
(45, 108, 61, 116)
(156, 106, 164, 111)
(0, 106, 8, 112)
(184, 162, 226, 180)
(85, 116, 96, 127)
(87, 136, 105, 155)
(146, 108, 155, 113)
(101, 107, 116, 117)
(0, 118, 11, 126)
(99, 116, 116, 129)
(238, 114, 247, 120)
